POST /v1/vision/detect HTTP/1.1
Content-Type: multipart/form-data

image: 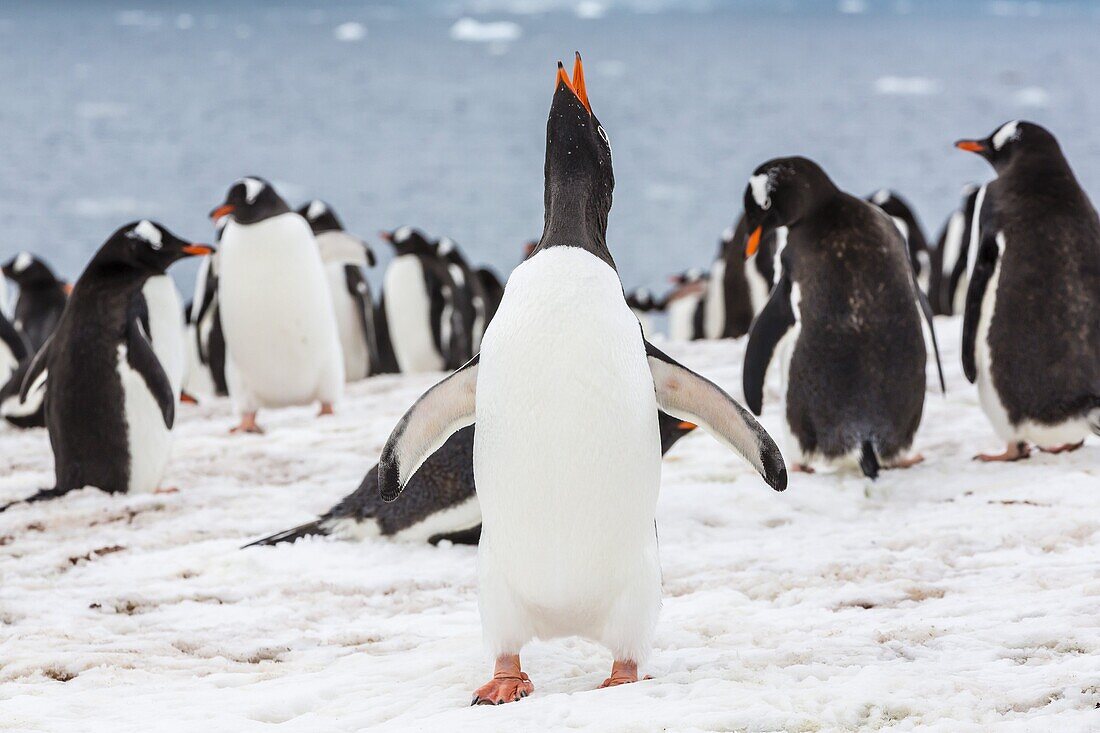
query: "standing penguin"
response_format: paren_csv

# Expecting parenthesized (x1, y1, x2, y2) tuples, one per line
(298, 200, 381, 382)
(927, 184, 979, 315)
(246, 413, 697, 548)
(212, 178, 345, 433)
(185, 250, 229, 397)
(476, 267, 506, 327)
(0, 222, 212, 510)
(741, 157, 942, 477)
(375, 55, 786, 703)
(625, 288, 659, 338)
(437, 237, 490, 354)
(867, 189, 931, 295)
(954, 121, 1100, 459)
(1, 253, 68, 352)
(665, 269, 708, 341)
(0, 277, 28, 389)
(379, 227, 449, 373)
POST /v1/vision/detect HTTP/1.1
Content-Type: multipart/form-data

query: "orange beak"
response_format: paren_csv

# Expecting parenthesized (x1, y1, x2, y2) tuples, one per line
(182, 244, 215, 256)
(745, 226, 763, 258)
(62, 282, 74, 295)
(571, 51, 591, 113)
(379, 230, 393, 242)
(955, 140, 986, 153)
(209, 204, 234, 221)
(678, 421, 697, 431)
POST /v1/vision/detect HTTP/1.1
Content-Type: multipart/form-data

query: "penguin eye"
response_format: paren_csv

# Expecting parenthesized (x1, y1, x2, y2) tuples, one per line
(761, 197, 772, 211)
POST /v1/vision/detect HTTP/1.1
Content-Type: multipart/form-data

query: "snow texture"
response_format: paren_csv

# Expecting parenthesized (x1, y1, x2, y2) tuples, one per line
(1, 319, 1098, 731)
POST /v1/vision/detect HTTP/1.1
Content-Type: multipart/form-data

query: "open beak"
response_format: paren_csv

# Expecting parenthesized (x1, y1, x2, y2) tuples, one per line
(745, 226, 763, 259)
(678, 420, 697, 431)
(955, 139, 986, 153)
(555, 53, 592, 114)
(209, 204, 234, 221)
(182, 244, 215, 257)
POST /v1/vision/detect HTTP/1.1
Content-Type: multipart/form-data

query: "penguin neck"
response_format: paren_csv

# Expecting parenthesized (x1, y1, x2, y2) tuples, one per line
(81, 262, 154, 299)
(538, 185, 614, 269)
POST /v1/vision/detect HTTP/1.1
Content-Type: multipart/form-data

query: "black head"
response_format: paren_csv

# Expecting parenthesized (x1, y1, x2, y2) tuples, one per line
(89, 220, 214, 276)
(2, 252, 61, 288)
(209, 177, 291, 226)
(435, 237, 468, 267)
(532, 53, 615, 266)
(954, 121, 1063, 174)
(741, 156, 838, 258)
(379, 227, 436, 257)
(626, 288, 654, 311)
(297, 200, 344, 235)
(657, 412, 696, 454)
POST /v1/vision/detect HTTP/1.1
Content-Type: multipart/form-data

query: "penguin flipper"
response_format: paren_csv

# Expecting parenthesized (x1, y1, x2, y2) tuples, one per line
(242, 519, 328, 548)
(645, 340, 787, 492)
(18, 337, 51, 403)
(127, 300, 176, 429)
(915, 268, 947, 395)
(743, 269, 796, 415)
(378, 355, 479, 502)
(962, 231, 1001, 384)
(344, 265, 383, 376)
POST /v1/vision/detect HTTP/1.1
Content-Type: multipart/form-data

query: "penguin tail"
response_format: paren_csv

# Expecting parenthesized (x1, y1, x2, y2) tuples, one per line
(858, 441, 880, 480)
(0, 487, 71, 513)
(241, 520, 328, 549)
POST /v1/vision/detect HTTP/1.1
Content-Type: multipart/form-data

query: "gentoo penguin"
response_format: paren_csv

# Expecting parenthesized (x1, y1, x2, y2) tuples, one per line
(246, 413, 697, 548)
(867, 189, 932, 295)
(185, 251, 229, 397)
(297, 200, 381, 381)
(625, 288, 659, 338)
(375, 55, 786, 704)
(212, 178, 345, 433)
(665, 269, 708, 341)
(1, 253, 68, 352)
(140, 275, 186, 400)
(955, 121, 1100, 460)
(741, 157, 942, 478)
(937, 185, 983, 316)
(706, 225, 756, 339)
(731, 215, 782, 317)
(437, 236, 491, 353)
(378, 227, 449, 373)
(0, 277, 27, 388)
(0, 222, 212, 510)
(476, 266, 505, 326)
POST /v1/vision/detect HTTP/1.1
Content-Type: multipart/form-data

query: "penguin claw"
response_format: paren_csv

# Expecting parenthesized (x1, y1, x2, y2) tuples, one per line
(470, 673, 533, 706)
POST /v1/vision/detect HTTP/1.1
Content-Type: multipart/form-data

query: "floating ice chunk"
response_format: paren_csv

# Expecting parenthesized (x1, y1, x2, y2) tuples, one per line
(873, 76, 942, 95)
(449, 18, 522, 43)
(575, 1, 607, 19)
(334, 22, 366, 42)
(838, 0, 867, 14)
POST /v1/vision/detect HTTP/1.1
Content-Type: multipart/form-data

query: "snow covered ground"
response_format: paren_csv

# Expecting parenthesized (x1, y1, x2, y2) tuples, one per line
(1, 318, 1097, 732)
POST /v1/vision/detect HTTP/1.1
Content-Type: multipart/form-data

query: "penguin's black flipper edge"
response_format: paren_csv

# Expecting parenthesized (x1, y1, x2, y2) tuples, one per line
(378, 355, 479, 502)
(126, 305, 176, 429)
(344, 265, 383, 375)
(961, 231, 1000, 384)
(645, 340, 787, 492)
(242, 520, 328, 548)
(18, 337, 51, 403)
(916, 278, 947, 396)
(743, 270, 796, 416)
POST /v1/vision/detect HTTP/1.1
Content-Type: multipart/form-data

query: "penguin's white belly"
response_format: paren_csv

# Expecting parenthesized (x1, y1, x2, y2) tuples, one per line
(746, 259, 771, 315)
(326, 264, 369, 381)
(0, 338, 17, 386)
(384, 256, 443, 373)
(703, 260, 726, 339)
(218, 216, 344, 407)
(474, 248, 662, 654)
(142, 275, 185, 399)
(182, 323, 215, 398)
(668, 295, 700, 341)
(117, 345, 171, 494)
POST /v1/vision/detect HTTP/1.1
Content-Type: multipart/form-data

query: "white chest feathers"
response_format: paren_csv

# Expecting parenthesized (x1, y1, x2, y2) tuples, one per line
(384, 255, 443, 373)
(116, 344, 172, 494)
(141, 275, 185, 399)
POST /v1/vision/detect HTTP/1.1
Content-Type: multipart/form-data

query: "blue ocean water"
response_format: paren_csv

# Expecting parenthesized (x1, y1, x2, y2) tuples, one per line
(1, 0, 1098, 299)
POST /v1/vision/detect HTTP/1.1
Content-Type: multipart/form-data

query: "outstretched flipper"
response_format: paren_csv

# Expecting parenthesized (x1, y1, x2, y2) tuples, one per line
(646, 340, 786, 491)
(962, 231, 1001, 384)
(743, 269, 797, 415)
(378, 355, 479, 502)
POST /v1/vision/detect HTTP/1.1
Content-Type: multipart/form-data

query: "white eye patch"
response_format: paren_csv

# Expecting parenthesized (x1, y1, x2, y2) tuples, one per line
(437, 237, 455, 255)
(394, 226, 412, 243)
(306, 200, 327, 220)
(749, 173, 772, 210)
(241, 177, 264, 203)
(992, 120, 1020, 151)
(13, 252, 33, 272)
(129, 219, 163, 249)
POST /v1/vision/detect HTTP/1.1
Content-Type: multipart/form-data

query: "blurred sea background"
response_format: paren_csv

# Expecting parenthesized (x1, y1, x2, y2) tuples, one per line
(2, 0, 1099, 298)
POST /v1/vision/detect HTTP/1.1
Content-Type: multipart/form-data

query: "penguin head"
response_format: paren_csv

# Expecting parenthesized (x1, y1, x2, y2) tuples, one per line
(379, 227, 435, 257)
(435, 236, 468, 266)
(297, 200, 344, 235)
(94, 220, 214, 274)
(210, 177, 291, 225)
(657, 411, 697, 454)
(741, 156, 837, 258)
(1, 252, 60, 288)
(954, 121, 1061, 172)
(625, 288, 654, 311)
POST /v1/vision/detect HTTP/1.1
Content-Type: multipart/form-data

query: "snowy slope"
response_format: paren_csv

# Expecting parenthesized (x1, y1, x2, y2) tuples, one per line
(1, 318, 1098, 732)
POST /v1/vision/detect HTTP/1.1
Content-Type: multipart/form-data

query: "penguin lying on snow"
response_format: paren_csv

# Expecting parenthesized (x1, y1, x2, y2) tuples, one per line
(0, 222, 212, 511)
(954, 121, 1100, 460)
(376, 55, 786, 704)
(245, 413, 697, 548)
(1, 253, 68, 352)
(212, 178, 345, 433)
(741, 157, 944, 478)
(297, 200, 381, 382)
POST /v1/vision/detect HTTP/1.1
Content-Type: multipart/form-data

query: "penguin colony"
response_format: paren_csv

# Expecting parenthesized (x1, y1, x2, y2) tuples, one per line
(1, 54, 1098, 706)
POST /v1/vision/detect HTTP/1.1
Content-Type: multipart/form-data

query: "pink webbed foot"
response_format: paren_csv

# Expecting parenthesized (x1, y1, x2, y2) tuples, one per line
(471, 655, 533, 706)
(1039, 441, 1084, 454)
(975, 441, 1030, 462)
(599, 660, 650, 689)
